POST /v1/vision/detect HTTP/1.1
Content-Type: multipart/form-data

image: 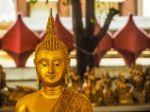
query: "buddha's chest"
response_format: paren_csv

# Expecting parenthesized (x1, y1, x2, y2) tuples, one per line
(27, 98, 58, 112)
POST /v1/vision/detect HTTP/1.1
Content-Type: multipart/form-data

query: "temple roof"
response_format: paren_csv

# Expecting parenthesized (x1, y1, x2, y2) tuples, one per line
(114, 15, 149, 66)
(1, 13, 39, 67)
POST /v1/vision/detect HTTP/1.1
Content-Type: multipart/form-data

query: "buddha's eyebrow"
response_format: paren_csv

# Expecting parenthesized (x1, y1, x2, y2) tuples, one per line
(38, 57, 49, 61)
(53, 58, 62, 61)
(38, 57, 63, 62)
(51, 57, 63, 61)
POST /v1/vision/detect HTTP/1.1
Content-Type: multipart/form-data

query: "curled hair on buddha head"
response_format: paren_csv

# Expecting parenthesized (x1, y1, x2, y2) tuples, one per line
(34, 9, 68, 61)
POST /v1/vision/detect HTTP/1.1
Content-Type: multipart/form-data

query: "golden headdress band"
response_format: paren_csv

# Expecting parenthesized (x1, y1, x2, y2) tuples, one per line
(34, 9, 68, 60)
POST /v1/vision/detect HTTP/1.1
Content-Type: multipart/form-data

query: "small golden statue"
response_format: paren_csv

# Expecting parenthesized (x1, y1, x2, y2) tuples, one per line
(0, 65, 6, 107)
(15, 9, 92, 112)
(129, 64, 145, 104)
(96, 73, 116, 106)
(0, 65, 6, 90)
(144, 66, 150, 103)
(82, 73, 91, 99)
(82, 67, 97, 105)
(115, 74, 134, 105)
(69, 70, 81, 91)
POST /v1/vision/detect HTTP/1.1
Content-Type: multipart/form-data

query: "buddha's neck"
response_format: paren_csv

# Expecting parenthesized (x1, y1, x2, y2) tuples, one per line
(41, 85, 64, 99)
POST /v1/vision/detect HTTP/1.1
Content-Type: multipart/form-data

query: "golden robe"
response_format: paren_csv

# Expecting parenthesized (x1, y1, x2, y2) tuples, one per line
(16, 87, 92, 112)
(52, 87, 92, 112)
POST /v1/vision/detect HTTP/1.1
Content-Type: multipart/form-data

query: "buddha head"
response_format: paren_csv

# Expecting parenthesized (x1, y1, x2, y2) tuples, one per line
(34, 9, 69, 87)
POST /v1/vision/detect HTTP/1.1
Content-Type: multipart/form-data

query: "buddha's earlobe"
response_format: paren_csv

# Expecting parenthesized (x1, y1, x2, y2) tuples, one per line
(33, 59, 36, 65)
(65, 73, 68, 85)
(37, 76, 42, 89)
(65, 60, 70, 85)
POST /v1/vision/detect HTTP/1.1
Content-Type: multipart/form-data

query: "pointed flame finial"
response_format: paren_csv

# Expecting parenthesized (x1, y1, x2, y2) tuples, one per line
(45, 8, 56, 39)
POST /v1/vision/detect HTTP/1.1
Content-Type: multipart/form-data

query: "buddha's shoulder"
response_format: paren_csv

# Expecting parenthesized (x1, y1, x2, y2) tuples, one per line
(16, 91, 40, 105)
(67, 87, 91, 104)
(67, 88, 92, 111)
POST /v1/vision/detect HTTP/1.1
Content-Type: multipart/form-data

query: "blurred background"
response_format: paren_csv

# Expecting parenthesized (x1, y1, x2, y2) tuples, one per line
(0, 0, 150, 111)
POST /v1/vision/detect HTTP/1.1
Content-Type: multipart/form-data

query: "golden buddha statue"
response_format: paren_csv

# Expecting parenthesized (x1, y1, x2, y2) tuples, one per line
(15, 9, 92, 112)
(0, 65, 6, 90)
(96, 74, 116, 106)
(82, 68, 97, 105)
(69, 70, 81, 91)
(115, 74, 134, 105)
(129, 64, 145, 104)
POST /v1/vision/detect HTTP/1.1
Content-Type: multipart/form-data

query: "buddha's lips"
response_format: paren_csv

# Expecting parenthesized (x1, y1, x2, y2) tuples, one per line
(46, 73, 55, 79)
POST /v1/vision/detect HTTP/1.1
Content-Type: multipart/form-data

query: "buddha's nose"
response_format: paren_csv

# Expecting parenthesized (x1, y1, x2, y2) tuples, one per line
(49, 65, 54, 74)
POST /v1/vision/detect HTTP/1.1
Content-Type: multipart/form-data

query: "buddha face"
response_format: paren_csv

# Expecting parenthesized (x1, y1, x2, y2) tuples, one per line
(35, 50, 67, 87)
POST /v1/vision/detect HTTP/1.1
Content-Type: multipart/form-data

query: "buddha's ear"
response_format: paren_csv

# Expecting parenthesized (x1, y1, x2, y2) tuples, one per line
(66, 58, 70, 67)
(34, 59, 38, 72)
(33, 59, 36, 65)
(66, 58, 70, 71)
(67, 58, 70, 64)
(65, 58, 70, 85)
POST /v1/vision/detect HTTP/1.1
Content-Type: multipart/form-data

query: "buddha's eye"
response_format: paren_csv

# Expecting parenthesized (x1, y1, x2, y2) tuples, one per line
(54, 60, 61, 67)
(40, 60, 49, 67)
(55, 63, 59, 66)
(42, 63, 48, 67)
